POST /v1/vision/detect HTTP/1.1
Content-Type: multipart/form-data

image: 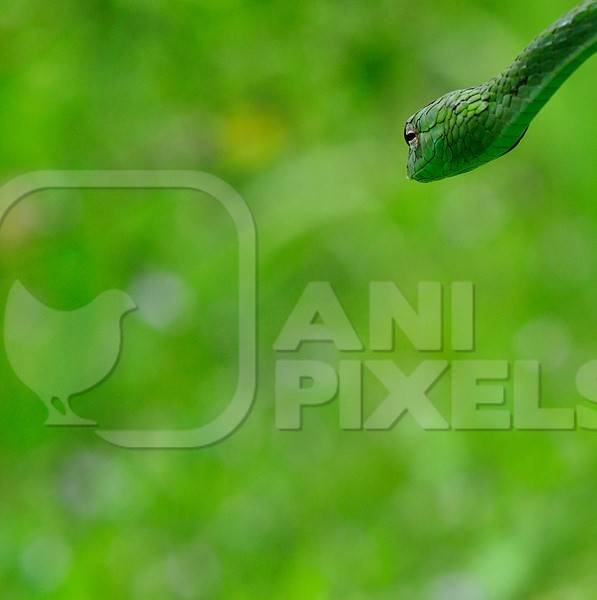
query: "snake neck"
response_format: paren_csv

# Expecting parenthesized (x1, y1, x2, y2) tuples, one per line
(484, 0, 597, 160)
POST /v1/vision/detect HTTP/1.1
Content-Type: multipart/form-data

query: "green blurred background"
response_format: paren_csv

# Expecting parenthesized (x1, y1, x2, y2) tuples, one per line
(0, 0, 596, 597)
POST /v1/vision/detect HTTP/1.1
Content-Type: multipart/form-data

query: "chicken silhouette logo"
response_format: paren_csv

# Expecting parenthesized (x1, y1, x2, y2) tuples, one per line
(4, 280, 136, 426)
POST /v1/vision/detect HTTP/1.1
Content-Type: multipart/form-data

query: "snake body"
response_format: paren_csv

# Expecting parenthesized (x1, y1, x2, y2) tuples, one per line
(405, 1, 597, 182)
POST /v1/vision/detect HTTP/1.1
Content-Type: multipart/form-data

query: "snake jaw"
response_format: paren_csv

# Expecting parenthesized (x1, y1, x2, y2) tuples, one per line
(405, 101, 454, 182)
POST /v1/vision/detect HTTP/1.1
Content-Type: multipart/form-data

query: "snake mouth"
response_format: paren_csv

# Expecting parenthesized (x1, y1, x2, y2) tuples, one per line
(408, 143, 439, 182)
(408, 129, 456, 182)
(409, 161, 432, 182)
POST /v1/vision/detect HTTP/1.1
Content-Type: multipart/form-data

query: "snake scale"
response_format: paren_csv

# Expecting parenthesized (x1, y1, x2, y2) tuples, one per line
(405, 1, 596, 182)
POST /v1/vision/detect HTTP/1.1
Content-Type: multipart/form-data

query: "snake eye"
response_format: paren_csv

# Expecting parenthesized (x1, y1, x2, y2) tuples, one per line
(404, 126, 417, 145)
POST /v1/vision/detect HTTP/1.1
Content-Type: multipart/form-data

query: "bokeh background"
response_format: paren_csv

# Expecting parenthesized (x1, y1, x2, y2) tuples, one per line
(0, 0, 596, 597)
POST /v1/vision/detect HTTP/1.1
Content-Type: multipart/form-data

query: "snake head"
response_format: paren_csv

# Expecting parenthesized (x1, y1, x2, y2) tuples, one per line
(405, 87, 492, 182)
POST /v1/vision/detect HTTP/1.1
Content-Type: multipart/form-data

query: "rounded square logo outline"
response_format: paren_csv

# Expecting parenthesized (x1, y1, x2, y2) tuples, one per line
(0, 171, 257, 448)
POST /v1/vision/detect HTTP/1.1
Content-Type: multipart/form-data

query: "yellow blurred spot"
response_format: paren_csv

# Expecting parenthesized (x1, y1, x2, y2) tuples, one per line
(221, 106, 288, 168)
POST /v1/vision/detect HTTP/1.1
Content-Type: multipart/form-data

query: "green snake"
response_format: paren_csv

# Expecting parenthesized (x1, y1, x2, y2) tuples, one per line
(405, 1, 596, 182)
